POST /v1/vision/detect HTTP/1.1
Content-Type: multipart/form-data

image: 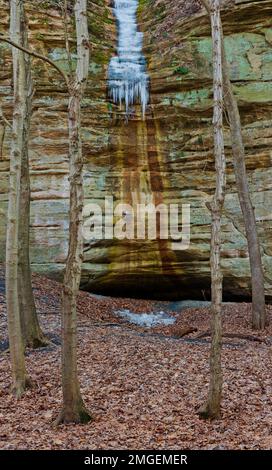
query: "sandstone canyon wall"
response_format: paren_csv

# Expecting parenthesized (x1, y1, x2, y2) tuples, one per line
(0, 0, 271, 299)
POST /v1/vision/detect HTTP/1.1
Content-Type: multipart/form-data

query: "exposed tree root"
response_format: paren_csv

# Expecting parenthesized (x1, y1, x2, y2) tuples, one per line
(54, 404, 92, 426)
(11, 375, 33, 399)
(198, 402, 221, 421)
(26, 334, 50, 350)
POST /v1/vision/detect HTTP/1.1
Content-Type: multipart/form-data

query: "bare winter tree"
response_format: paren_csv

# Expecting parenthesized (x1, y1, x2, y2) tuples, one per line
(202, 1, 266, 330)
(17, 3, 48, 349)
(1, 1, 47, 352)
(1, 1, 91, 417)
(5, 0, 32, 397)
(198, 0, 225, 420)
(220, 30, 266, 331)
(55, 0, 91, 424)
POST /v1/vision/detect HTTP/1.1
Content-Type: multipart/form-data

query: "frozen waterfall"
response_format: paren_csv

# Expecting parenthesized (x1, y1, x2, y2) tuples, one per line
(108, 0, 149, 118)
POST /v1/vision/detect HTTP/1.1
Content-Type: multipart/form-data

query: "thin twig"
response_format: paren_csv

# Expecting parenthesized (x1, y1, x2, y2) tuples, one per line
(0, 35, 69, 89)
(0, 106, 12, 129)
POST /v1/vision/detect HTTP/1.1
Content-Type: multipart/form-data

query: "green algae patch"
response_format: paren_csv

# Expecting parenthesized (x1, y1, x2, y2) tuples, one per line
(195, 33, 272, 81)
(163, 88, 211, 109)
(234, 82, 272, 103)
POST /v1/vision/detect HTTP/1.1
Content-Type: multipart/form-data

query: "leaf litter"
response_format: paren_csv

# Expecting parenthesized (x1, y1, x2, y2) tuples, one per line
(0, 265, 272, 450)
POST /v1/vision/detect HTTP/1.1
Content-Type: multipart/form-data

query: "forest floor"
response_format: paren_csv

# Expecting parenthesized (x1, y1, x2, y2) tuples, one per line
(0, 266, 272, 450)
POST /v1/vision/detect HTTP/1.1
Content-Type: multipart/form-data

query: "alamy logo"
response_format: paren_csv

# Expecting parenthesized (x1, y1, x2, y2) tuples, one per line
(83, 196, 190, 251)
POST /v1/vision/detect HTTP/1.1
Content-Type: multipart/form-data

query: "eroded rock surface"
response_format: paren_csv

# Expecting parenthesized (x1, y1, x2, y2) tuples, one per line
(0, 0, 271, 299)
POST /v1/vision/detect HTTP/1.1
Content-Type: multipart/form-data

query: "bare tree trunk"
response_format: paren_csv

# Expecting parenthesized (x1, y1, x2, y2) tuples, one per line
(6, 0, 31, 398)
(2, 0, 90, 417)
(198, 0, 225, 420)
(17, 2, 48, 349)
(55, 0, 91, 425)
(220, 27, 266, 330)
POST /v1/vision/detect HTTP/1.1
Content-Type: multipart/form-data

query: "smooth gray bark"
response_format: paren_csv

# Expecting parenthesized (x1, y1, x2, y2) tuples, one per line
(199, 0, 225, 420)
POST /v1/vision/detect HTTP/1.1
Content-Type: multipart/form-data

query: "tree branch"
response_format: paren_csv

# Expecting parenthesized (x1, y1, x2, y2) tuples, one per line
(201, 0, 211, 13)
(0, 35, 69, 89)
(62, 0, 73, 77)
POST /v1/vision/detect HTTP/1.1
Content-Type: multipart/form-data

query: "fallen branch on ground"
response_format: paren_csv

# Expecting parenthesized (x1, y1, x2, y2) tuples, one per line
(196, 331, 264, 342)
(172, 326, 198, 338)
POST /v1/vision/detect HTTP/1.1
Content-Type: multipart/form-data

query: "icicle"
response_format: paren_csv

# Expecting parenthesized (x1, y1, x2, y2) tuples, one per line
(108, 0, 149, 119)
